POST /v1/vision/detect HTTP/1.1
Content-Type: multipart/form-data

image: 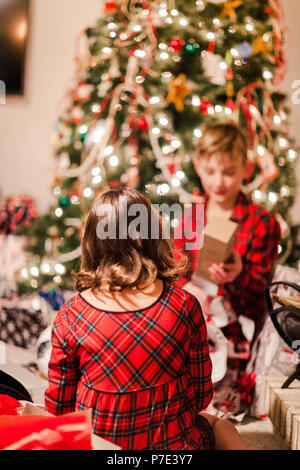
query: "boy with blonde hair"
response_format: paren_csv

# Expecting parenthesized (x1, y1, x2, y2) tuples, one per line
(173, 122, 281, 418)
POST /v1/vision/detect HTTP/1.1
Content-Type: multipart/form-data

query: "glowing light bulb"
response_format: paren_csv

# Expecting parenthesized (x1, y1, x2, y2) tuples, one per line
(245, 23, 254, 32)
(109, 155, 119, 167)
(288, 149, 297, 161)
(179, 18, 188, 26)
(230, 48, 239, 57)
(92, 175, 102, 185)
(102, 47, 113, 55)
(206, 32, 215, 40)
(213, 18, 221, 26)
(263, 70, 273, 80)
(280, 186, 290, 197)
(104, 146, 114, 156)
(279, 137, 287, 148)
(253, 189, 263, 201)
(149, 96, 161, 105)
(159, 116, 169, 126)
(176, 170, 185, 180)
(273, 115, 281, 125)
(162, 145, 172, 154)
(30, 266, 39, 277)
(159, 9, 168, 17)
(194, 128, 202, 138)
(55, 263, 66, 275)
(55, 207, 63, 217)
(41, 263, 51, 274)
(152, 127, 161, 135)
(192, 95, 201, 107)
(80, 125, 88, 134)
(157, 183, 170, 195)
(160, 52, 169, 60)
(171, 178, 181, 187)
(92, 167, 101, 176)
(268, 192, 278, 204)
(171, 139, 181, 149)
(83, 187, 93, 198)
(132, 24, 142, 32)
(133, 49, 146, 58)
(257, 145, 265, 156)
(21, 268, 29, 279)
(92, 104, 101, 113)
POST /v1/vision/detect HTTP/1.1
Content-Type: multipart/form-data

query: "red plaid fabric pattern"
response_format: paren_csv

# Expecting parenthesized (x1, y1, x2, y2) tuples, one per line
(173, 191, 281, 344)
(45, 283, 215, 450)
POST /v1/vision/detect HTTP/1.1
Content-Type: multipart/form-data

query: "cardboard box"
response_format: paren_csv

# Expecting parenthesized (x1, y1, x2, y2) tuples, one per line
(195, 217, 238, 283)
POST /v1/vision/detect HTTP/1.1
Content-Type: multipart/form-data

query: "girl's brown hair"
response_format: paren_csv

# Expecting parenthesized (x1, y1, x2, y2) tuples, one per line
(72, 187, 189, 293)
(196, 122, 248, 164)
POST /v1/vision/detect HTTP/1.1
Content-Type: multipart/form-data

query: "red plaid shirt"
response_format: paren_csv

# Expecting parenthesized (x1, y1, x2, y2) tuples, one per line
(173, 191, 281, 343)
(45, 283, 215, 450)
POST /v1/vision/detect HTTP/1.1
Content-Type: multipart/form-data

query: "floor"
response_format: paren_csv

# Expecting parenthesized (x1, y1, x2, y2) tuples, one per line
(1, 342, 290, 450)
(236, 416, 289, 450)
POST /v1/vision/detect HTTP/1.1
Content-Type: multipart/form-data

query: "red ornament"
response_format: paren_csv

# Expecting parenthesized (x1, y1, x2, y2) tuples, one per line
(130, 46, 139, 57)
(264, 7, 273, 14)
(168, 163, 176, 174)
(208, 41, 215, 53)
(109, 181, 122, 188)
(136, 117, 149, 131)
(200, 100, 213, 115)
(169, 36, 185, 52)
(225, 99, 235, 112)
(105, 1, 117, 14)
(226, 67, 234, 81)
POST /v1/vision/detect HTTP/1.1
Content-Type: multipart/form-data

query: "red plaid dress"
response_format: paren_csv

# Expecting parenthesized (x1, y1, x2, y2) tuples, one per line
(44, 282, 215, 450)
(173, 191, 281, 348)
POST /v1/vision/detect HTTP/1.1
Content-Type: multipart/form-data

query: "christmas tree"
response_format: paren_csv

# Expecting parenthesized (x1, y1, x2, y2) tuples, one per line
(18, 0, 299, 294)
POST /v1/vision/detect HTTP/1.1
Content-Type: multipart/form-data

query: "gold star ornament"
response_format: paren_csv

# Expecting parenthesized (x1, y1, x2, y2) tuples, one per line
(220, 0, 243, 22)
(166, 74, 192, 112)
(252, 37, 273, 57)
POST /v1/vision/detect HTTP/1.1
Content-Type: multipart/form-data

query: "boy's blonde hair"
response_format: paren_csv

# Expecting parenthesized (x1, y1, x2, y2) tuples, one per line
(196, 123, 248, 165)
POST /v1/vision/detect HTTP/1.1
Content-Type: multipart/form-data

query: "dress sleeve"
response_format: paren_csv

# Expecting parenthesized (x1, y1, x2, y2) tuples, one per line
(185, 292, 213, 412)
(44, 306, 80, 415)
(225, 213, 281, 319)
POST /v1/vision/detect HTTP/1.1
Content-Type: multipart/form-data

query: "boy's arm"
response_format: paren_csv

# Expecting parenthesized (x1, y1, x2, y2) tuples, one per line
(44, 307, 80, 415)
(185, 293, 213, 411)
(225, 213, 281, 318)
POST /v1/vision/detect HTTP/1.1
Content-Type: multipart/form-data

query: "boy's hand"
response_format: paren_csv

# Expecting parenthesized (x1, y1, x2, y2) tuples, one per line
(206, 251, 243, 285)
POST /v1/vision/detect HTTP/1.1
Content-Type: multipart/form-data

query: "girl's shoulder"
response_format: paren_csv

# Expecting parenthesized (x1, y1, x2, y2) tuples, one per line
(52, 293, 83, 325)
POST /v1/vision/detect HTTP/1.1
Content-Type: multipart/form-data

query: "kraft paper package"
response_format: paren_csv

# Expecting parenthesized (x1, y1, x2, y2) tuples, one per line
(193, 216, 238, 295)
